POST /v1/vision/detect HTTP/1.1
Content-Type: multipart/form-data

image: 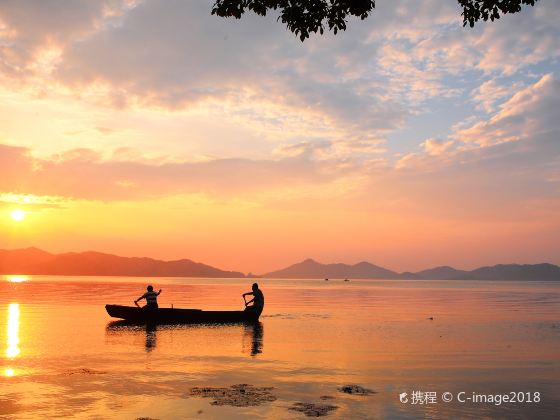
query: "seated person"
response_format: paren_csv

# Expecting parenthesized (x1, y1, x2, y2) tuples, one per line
(135, 285, 162, 308)
(242, 283, 264, 314)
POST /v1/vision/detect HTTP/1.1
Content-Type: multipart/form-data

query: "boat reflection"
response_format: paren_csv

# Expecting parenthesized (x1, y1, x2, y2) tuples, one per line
(106, 321, 264, 356)
(145, 323, 157, 352)
(243, 322, 263, 357)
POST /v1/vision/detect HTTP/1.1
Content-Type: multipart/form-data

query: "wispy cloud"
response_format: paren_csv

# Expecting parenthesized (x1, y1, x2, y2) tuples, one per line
(455, 74, 559, 146)
(0, 143, 361, 201)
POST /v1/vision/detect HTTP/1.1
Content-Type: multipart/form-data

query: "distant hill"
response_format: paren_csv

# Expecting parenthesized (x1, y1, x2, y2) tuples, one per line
(263, 259, 560, 281)
(263, 258, 416, 279)
(1, 248, 558, 280)
(415, 266, 469, 280)
(451, 263, 560, 281)
(0, 247, 244, 278)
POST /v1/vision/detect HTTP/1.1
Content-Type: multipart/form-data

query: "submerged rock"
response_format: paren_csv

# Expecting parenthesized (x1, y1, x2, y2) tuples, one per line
(338, 384, 376, 395)
(189, 384, 276, 407)
(289, 402, 338, 417)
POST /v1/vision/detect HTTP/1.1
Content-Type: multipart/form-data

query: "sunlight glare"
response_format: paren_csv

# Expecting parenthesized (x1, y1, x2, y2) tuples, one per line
(7, 276, 28, 283)
(6, 303, 20, 358)
(4, 368, 15, 377)
(10, 209, 26, 222)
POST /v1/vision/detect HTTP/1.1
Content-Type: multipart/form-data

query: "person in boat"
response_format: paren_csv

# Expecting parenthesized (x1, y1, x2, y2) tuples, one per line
(135, 285, 161, 309)
(242, 283, 264, 313)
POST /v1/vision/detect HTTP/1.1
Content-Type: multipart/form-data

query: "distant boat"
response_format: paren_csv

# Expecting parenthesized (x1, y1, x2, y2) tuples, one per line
(325, 278, 329, 281)
(105, 304, 261, 324)
(344, 278, 349, 282)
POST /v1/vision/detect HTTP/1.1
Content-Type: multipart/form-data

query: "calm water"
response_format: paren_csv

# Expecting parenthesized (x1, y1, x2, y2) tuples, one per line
(0, 276, 559, 419)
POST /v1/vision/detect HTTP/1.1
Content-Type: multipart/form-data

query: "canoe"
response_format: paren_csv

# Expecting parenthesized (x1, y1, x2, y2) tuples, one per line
(105, 304, 262, 324)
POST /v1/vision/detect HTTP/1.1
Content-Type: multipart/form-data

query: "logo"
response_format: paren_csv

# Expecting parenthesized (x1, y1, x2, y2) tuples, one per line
(400, 392, 409, 403)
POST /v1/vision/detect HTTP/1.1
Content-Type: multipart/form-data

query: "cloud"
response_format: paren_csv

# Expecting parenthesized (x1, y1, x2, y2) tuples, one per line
(0, 192, 67, 210)
(0, 0, 558, 216)
(474, 1, 560, 75)
(406, 0, 559, 76)
(376, 41, 463, 104)
(0, 143, 360, 201)
(1, 0, 557, 162)
(274, 137, 386, 161)
(0, 0, 136, 80)
(455, 74, 559, 146)
(471, 79, 523, 113)
(51, 1, 407, 143)
(389, 74, 560, 220)
(422, 138, 455, 156)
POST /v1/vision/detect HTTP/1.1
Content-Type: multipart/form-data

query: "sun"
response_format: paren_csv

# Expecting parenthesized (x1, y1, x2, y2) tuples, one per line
(10, 209, 26, 222)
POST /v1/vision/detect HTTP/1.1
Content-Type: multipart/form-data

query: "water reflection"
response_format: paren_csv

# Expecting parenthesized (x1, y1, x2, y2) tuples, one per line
(105, 321, 264, 356)
(145, 323, 157, 352)
(4, 303, 20, 377)
(243, 322, 263, 356)
(6, 303, 20, 358)
(6, 275, 28, 283)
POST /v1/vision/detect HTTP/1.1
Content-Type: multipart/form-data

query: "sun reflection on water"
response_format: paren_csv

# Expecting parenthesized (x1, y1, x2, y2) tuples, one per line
(6, 275, 28, 283)
(6, 303, 20, 358)
(4, 368, 15, 377)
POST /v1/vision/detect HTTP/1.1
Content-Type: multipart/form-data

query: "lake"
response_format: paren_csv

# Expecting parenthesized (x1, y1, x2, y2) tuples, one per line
(1, 276, 559, 419)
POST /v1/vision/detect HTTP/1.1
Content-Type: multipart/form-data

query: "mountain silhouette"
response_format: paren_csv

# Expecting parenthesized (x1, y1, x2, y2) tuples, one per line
(415, 266, 469, 280)
(264, 259, 560, 281)
(263, 258, 416, 279)
(1, 248, 558, 280)
(0, 247, 244, 278)
(451, 263, 560, 281)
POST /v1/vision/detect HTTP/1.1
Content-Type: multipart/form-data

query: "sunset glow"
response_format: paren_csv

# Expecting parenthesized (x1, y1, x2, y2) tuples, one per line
(0, 3, 558, 419)
(0, 1, 558, 273)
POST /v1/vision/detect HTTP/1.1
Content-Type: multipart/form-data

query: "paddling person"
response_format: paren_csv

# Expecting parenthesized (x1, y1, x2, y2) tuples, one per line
(135, 285, 161, 309)
(242, 283, 264, 314)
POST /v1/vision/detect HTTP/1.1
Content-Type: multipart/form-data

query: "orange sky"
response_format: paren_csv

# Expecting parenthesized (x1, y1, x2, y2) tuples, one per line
(0, 1, 559, 273)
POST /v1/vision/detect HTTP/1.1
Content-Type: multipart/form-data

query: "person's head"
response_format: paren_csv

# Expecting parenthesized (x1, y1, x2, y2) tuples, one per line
(252, 282, 259, 291)
(147, 285, 154, 292)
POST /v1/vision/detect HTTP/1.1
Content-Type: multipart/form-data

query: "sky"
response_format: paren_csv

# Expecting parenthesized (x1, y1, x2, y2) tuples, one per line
(0, 0, 559, 274)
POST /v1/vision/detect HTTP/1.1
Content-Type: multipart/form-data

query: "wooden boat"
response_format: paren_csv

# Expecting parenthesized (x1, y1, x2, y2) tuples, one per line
(105, 304, 262, 324)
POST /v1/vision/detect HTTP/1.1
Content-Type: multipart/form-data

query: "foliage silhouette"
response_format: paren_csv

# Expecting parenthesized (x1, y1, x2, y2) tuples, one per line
(211, 0, 539, 41)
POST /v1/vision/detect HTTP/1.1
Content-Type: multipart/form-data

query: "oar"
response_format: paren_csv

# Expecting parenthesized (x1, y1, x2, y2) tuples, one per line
(243, 295, 247, 307)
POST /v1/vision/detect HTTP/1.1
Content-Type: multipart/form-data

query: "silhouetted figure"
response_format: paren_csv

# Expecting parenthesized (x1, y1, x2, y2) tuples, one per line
(243, 283, 264, 315)
(135, 285, 162, 308)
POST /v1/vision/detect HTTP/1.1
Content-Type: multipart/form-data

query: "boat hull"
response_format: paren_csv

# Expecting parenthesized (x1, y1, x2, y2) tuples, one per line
(105, 304, 261, 324)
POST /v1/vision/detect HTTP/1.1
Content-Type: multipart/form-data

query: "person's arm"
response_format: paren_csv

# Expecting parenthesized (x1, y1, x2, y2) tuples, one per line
(134, 293, 146, 306)
(242, 291, 254, 297)
(157, 289, 162, 296)
(245, 297, 255, 306)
